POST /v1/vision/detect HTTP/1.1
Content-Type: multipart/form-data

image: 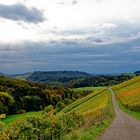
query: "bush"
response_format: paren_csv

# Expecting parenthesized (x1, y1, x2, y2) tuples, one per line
(1, 112, 85, 140)
(42, 105, 54, 116)
(56, 102, 65, 112)
(63, 98, 71, 105)
(16, 109, 26, 114)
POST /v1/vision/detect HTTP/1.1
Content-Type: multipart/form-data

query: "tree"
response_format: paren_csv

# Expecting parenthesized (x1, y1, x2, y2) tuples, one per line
(0, 92, 14, 114)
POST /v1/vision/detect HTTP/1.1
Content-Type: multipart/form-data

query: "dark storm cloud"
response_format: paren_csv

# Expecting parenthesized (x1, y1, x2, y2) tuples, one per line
(0, 3, 45, 23)
(0, 36, 140, 74)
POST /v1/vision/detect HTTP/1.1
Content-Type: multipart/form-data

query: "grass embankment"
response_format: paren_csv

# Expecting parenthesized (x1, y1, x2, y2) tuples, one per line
(63, 120, 112, 140)
(62, 88, 115, 140)
(112, 76, 140, 120)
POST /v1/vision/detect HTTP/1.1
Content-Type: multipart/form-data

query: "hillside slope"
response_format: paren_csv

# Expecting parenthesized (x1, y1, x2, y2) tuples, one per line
(113, 76, 140, 112)
(60, 88, 114, 120)
(12, 71, 91, 84)
(10, 71, 134, 87)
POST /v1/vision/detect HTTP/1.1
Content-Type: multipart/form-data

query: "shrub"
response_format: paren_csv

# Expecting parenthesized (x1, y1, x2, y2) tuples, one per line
(56, 101, 65, 112)
(42, 105, 54, 116)
(1, 112, 85, 140)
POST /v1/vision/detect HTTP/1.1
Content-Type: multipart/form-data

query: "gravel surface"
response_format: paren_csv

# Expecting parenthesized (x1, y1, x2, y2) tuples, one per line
(98, 88, 140, 140)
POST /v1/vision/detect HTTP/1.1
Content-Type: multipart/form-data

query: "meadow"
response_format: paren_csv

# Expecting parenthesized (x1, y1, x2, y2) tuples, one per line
(2, 111, 42, 124)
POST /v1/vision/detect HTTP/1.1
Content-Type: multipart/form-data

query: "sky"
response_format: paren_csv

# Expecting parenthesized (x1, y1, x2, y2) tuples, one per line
(0, 0, 140, 74)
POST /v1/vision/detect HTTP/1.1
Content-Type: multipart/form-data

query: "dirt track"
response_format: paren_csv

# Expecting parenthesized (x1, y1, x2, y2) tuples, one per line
(98, 88, 140, 140)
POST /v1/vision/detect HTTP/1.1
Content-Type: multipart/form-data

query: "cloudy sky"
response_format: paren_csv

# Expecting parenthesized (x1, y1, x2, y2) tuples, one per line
(0, 0, 140, 74)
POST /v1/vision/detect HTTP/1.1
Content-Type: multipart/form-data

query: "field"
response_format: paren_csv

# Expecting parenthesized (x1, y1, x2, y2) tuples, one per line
(2, 111, 42, 124)
(113, 76, 140, 118)
(60, 89, 105, 113)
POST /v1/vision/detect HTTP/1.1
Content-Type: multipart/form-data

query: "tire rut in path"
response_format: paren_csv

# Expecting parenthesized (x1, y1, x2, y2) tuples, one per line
(97, 88, 140, 140)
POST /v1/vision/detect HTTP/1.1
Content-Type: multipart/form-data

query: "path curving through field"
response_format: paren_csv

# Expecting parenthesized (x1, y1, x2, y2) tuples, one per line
(98, 88, 140, 140)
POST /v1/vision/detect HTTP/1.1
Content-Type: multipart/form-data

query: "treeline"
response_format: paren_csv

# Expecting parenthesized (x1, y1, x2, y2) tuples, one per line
(0, 76, 89, 115)
(67, 74, 134, 88)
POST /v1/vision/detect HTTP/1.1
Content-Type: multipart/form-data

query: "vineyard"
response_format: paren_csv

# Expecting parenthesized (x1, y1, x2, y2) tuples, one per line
(113, 76, 140, 112)
(60, 88, 114, 122)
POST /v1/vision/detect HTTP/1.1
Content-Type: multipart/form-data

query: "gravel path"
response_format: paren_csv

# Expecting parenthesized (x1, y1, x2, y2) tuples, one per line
(98, 88, 140, 140)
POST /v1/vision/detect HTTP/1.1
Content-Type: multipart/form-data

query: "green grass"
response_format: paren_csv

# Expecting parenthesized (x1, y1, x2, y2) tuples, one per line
(2, 111, 42, 124)
(63, 120, 112, 140)
(115, 95, 140, 120)
(73, 87, 104, 92)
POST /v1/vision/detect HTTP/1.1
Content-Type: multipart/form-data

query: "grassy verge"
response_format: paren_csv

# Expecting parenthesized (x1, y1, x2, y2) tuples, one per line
(115, 95, 140, 120)
(63, 120, 112, 140)
(2, 111, 42, 125)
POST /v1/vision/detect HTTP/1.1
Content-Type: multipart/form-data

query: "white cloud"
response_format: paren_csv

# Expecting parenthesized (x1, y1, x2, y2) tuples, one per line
(0, 0, 140, 43)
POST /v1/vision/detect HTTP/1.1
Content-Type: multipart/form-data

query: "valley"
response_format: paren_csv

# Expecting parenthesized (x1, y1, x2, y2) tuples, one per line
(0, 74, 140, 140)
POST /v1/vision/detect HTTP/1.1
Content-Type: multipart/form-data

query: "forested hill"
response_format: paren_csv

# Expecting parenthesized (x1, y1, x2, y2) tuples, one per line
(9, 71, 135, 87)
(0, 76, 89, 115)
(11, 71, 91, 84)
(135, 71, 140, 76)
(0, 72, 4, 76)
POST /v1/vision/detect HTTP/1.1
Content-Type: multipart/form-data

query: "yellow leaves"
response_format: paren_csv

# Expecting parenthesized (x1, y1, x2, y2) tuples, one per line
(0, 114, 6, 119)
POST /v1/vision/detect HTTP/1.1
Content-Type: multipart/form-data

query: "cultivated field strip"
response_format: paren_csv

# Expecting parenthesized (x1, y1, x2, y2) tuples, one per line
(60, 89, 106, 113)
(113, 76, 140, 112)
(60, 88, 113, 121)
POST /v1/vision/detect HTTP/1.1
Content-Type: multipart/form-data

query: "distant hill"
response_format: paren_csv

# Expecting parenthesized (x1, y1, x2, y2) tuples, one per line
(10, 72, 32, 80)
(134, 71, 140, 76)
(0, 72, 5, 76)
(8, 71, 135, 87)
(11, 71, 91, 84)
